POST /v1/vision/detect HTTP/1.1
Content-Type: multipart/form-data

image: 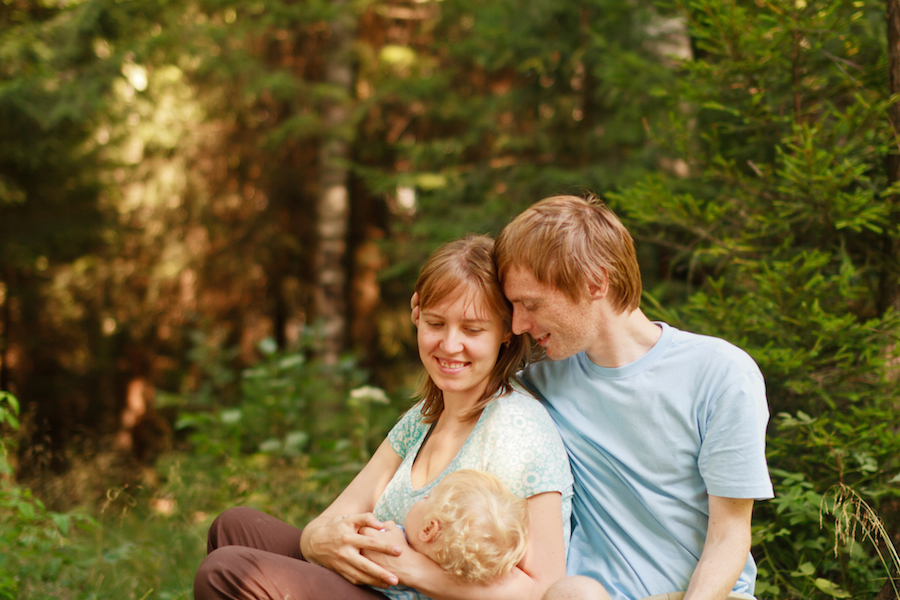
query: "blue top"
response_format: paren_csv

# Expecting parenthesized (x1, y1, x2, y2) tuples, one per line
(523, 322, 774, 600)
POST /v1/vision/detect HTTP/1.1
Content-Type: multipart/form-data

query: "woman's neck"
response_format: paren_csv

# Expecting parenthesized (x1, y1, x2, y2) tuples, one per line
(439, 388, 486, 422)
(411, 399, 481, 489)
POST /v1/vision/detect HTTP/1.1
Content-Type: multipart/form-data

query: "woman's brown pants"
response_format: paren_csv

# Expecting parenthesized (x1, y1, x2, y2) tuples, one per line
(193, 506, 389, 600)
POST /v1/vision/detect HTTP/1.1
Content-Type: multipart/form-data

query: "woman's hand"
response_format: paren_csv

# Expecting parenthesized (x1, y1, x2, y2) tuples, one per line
(304, 512, 403, 587)
(298, 438, 405, 588)
(362, 523, 432, 585)
(360, 521, 407, 548)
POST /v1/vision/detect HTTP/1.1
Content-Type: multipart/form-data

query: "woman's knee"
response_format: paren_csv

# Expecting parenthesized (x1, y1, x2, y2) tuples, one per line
(544, 576, 613, 600)
(206, 506, 260, 552)
(194, 546, 249, 599)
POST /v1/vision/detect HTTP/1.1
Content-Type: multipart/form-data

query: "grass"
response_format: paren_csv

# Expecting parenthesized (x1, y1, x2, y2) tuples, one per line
(823, 483, 900, 600)
(8, 446, 353, 600)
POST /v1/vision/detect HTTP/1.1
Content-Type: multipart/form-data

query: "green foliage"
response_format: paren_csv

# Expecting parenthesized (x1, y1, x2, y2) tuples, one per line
(0, 392, 96, 599)
(611, 0, 900, 597)
(370, 0, 676, 280)
(172, 332, 404, 487)
(0, 346, 404, 599)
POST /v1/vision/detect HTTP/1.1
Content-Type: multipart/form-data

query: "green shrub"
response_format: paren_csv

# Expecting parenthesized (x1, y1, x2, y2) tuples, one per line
(0, 392, 96, 599)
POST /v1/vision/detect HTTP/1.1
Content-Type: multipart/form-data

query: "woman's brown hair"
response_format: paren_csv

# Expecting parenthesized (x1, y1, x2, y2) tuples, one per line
(414, 235, 531, 423)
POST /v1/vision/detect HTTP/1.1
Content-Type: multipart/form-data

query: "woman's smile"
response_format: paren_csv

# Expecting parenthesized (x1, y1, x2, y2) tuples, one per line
(436, 357, 470, 372)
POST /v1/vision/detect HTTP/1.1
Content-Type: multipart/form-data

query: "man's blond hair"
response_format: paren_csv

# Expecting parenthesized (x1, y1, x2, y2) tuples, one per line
(495, 195, 642, 313)
(424, 470, 528, 583)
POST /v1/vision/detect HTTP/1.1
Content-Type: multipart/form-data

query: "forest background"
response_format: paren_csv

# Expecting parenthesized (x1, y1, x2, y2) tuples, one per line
(1, 0, 899, 598)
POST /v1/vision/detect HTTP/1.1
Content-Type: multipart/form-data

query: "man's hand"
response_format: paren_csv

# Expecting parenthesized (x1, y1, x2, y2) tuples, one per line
(304, 512, 402, 588)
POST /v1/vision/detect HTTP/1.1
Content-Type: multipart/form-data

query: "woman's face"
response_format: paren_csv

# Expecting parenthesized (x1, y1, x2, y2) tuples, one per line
(417, 285, 509, 405)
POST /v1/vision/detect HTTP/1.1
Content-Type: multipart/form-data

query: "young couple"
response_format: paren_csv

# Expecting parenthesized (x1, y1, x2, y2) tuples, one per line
(194, 195, 774, 600)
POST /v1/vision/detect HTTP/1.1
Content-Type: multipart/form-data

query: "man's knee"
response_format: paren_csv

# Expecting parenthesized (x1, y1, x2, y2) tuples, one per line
(544, 576, 613, 600)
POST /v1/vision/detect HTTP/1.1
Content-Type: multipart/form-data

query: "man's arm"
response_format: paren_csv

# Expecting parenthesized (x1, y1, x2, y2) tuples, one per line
(683, 495, 754, 600)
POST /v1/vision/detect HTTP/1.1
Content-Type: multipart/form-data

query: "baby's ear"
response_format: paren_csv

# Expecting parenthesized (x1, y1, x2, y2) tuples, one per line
(419, 518, 442, 543)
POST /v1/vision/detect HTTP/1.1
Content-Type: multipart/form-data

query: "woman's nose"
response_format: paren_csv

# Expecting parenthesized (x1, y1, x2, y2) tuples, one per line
(440, 328, 464, 353)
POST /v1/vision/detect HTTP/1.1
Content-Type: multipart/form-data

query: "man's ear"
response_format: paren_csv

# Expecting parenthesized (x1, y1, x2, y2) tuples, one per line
(418, 518, 442, 543)
(588, 269, 610, 300)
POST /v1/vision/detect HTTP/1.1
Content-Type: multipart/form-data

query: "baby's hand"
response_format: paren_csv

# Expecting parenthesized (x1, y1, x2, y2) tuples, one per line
(361, 521, 408, 547)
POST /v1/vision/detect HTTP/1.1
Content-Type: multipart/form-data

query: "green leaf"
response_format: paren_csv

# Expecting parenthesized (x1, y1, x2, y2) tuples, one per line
(813, 578, 851, 598)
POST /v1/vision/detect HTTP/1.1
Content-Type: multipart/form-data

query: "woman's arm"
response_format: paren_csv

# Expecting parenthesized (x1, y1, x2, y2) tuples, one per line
(367, 491, 567, 600)
(300, 437, 405, 587)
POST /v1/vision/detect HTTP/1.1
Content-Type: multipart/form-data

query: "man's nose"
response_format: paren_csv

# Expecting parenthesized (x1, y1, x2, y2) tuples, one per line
(511, 308, 530, 336)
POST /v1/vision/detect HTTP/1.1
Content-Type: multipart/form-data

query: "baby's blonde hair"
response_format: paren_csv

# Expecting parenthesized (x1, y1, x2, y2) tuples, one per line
(424, 469, 528, 583)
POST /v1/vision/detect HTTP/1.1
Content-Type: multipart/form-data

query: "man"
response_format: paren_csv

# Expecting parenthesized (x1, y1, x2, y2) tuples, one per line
(493, 195, 773, 600)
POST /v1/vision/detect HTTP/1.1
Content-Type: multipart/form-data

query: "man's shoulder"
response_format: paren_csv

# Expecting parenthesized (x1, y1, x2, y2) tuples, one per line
(522, 353, 582, 382)
(666, 325, 760, 373)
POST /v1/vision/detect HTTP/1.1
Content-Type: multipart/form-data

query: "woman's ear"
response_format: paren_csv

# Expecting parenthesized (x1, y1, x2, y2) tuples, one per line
(418, 518, 442, 543)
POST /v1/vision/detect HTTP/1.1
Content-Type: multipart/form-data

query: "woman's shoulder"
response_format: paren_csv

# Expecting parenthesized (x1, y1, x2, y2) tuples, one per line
(481, 389, 558, 431)
(472, 390, 573, 500)
(388, 402, 429, 454)
(488, 388, 549, 415)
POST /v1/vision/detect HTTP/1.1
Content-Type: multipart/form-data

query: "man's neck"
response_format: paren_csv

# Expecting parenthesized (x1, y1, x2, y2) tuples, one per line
(584, 308, 662, 369)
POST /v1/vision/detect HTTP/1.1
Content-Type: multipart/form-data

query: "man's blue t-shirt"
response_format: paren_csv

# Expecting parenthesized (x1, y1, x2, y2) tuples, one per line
(523, 322, 774, 600)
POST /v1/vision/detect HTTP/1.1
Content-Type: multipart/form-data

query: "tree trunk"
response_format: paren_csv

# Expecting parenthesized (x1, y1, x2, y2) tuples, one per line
(881, 0, 900, 315)
(314, 3, 356, 364)
(0, 269, 11, 392)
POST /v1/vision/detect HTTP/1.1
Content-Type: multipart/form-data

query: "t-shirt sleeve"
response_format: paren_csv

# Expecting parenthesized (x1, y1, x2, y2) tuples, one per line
(699, 368, 774, 500)
(387, 405, 426, 460)
(479, 394, 574, 500)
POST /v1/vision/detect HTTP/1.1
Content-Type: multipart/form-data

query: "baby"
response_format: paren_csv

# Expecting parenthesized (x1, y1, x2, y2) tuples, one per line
(404, 469, 529, 583)
(370, 469, 529, 599)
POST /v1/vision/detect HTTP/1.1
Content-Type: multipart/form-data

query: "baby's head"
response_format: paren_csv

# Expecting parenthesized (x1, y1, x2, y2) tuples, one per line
(404, 469, 528, 583)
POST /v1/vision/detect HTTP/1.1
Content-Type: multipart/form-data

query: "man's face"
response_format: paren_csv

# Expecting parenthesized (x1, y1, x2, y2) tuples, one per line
(502, 266, 596, 361)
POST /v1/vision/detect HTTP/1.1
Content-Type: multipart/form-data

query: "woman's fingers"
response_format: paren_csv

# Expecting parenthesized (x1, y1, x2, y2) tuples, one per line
(339, 549, 399, 587)
(358, 526, 404, 556)
(343, 512, 384, 530)
(310, 512, 401, 587)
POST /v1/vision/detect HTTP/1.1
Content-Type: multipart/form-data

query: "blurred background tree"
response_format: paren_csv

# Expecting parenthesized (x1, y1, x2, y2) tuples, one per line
(1, 0, 672, 464)
(0, 0, 898, 598)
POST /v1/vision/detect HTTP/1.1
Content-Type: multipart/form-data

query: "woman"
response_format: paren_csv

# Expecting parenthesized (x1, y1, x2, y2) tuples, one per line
(194, 235, 573, 600)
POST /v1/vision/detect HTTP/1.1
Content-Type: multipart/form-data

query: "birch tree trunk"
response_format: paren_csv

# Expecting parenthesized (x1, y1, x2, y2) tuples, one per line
(314, 3, 356, 364)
